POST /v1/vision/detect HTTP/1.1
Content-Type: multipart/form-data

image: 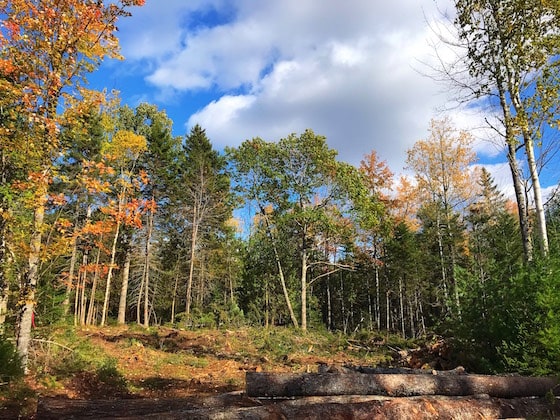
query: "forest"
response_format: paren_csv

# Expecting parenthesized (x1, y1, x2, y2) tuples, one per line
(1, 0, 560, 383)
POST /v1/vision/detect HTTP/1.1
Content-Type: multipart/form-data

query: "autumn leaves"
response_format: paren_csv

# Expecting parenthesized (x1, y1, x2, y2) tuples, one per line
(0, 0, 145, 368)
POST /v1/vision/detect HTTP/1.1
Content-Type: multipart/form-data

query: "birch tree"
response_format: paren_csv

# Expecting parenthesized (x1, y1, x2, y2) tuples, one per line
(447, 0, 560, 259)
(406, 118, 477, 315)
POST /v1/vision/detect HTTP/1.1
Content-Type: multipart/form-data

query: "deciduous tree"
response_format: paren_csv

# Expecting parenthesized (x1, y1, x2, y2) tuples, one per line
(0, 0, 144, 369)
(99, 129, 147, 326)
(446, 0, 560, 259)
(406, 118, 477, 316)
(114, 104, 179, 326)
(231, 130, 377, 330)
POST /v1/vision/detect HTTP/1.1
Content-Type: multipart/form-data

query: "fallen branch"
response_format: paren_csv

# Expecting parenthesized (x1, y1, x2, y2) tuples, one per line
(32, 339, 74, 352)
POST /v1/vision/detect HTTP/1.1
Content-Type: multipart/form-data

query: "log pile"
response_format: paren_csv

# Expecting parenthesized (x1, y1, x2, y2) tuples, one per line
(246, 369, 560, 399)
(35, 393, 560, 419)
(36, 366, 560, 419)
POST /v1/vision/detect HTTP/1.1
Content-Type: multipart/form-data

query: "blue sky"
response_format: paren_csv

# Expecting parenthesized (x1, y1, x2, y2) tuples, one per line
(88, 0, 559, 199)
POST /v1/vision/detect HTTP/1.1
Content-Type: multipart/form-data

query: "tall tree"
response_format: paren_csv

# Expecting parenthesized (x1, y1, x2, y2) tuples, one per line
(177, 125, 231, 320)
(230, 130, 377, 330)
(228, 138, 300, 328)
(115, 104, 179, 326)
(56, 93, 106, 316)
(406, 118, 477, 316)
(449, 0, 560, 259)
(0, 0, 145, 367)
(384, 221, 425, 338)
(99, 129, 147, 326)
(466, 167, 521, 283)
(358, 150, 394, 330)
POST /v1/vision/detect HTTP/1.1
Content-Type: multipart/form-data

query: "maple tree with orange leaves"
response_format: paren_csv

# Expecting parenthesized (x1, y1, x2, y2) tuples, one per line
(0, 0, 145, 369)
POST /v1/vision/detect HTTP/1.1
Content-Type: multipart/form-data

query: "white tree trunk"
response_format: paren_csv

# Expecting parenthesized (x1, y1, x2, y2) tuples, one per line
(86, 245, 102, 325)
(301, 248, 308, 331)
(497, 87, 533, 261)
(117, 249, 131, 324)
(524, 134, 549, 255)
(100, 219, 121, 326)
(185, 204, 198, 318)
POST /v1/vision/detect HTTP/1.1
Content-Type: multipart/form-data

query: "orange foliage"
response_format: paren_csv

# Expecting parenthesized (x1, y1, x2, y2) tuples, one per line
(391, 175, 421, 232)
(81, 220, 114, 237)
(54, 217, 73, 234)
(359, 150, 394, 202)
(139, 169, 150, 186)
(0, 0, 146, 161)
(505, 199, 519, 217)
(144, 198, 157, 213)
(49, 193, 67, 206)
(406, 118, 478, 207)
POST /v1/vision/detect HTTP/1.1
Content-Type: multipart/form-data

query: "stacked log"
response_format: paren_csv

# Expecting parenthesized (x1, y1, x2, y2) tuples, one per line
(245, 370, 560, 398)
(37, 367, 560, 419)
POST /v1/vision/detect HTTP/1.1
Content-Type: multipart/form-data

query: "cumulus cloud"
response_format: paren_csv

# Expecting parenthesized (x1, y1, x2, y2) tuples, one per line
(118, 0, 512, 176)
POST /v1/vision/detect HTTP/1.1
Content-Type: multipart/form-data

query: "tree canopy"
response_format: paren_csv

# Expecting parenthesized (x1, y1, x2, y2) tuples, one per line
(0, 0, 559, 378)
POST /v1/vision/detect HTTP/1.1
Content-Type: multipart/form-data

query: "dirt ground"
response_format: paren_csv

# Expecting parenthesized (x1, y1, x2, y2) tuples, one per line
(2, 326, 388, 417)
(2, 327, 559, 419)
(77, 327, 362, 398)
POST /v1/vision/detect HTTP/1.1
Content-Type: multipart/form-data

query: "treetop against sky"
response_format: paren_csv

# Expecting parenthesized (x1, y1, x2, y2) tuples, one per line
(0, 1, 553, 196)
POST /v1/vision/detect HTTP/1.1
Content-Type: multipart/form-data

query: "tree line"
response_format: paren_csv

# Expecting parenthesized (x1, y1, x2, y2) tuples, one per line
(1, 0, 559, 375)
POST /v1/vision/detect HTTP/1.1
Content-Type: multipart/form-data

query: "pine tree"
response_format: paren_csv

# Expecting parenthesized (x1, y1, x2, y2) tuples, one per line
(176, 125, 232, 321)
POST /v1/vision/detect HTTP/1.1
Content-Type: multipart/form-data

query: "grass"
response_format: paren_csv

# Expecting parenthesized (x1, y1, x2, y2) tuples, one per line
(1, 324, 434, 418)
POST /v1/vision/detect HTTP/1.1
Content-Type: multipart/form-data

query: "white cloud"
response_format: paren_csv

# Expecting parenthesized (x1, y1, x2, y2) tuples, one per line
(190, 95, 256, 130)
(89, 0, 560, 213)
(121, 0, 506, 176)
(118, 0, 228, 60)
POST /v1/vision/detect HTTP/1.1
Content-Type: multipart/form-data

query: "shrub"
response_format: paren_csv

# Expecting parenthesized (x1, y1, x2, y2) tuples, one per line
(0, 335, 24, 384)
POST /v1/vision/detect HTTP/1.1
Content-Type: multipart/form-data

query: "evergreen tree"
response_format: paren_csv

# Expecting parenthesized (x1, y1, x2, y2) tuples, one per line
(175, 125, 232, 322)
(115, 104, 180, 326)
(455, 168, 524, 372)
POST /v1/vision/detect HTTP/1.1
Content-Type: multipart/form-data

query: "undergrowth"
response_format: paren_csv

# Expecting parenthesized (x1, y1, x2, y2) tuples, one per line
(1, 324, 443, 418)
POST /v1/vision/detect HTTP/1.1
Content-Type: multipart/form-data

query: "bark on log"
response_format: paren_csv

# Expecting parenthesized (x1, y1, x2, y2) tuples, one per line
(36, 394, 560, 419)
(246, 372, 560, 398)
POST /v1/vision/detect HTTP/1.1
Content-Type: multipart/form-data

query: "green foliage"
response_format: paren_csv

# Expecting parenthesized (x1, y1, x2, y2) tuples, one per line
(249, 326, 331, 360)
(28, 328, 129, 393)
(451, 252, 560, 375)
(95, 357, 128, 390)
(210, 302, 246, 328)
(498, 256, 560, 375)
(230, 129, 382, 330)
(0, 335, 23, 384)
(176, 308, 217, 329)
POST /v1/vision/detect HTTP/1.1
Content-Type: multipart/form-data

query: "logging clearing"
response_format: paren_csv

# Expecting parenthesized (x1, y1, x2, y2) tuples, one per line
(2, 326, 559, 419)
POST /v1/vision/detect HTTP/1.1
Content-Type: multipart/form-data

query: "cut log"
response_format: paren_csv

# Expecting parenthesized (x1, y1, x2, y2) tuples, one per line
(246, 372, 560, 398)
(36, 395, 560, 419)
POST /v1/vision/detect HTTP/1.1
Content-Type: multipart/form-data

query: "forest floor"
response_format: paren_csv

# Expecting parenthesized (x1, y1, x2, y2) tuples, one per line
(2, 325, 408, 418)
(2, 326, 557, 418)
